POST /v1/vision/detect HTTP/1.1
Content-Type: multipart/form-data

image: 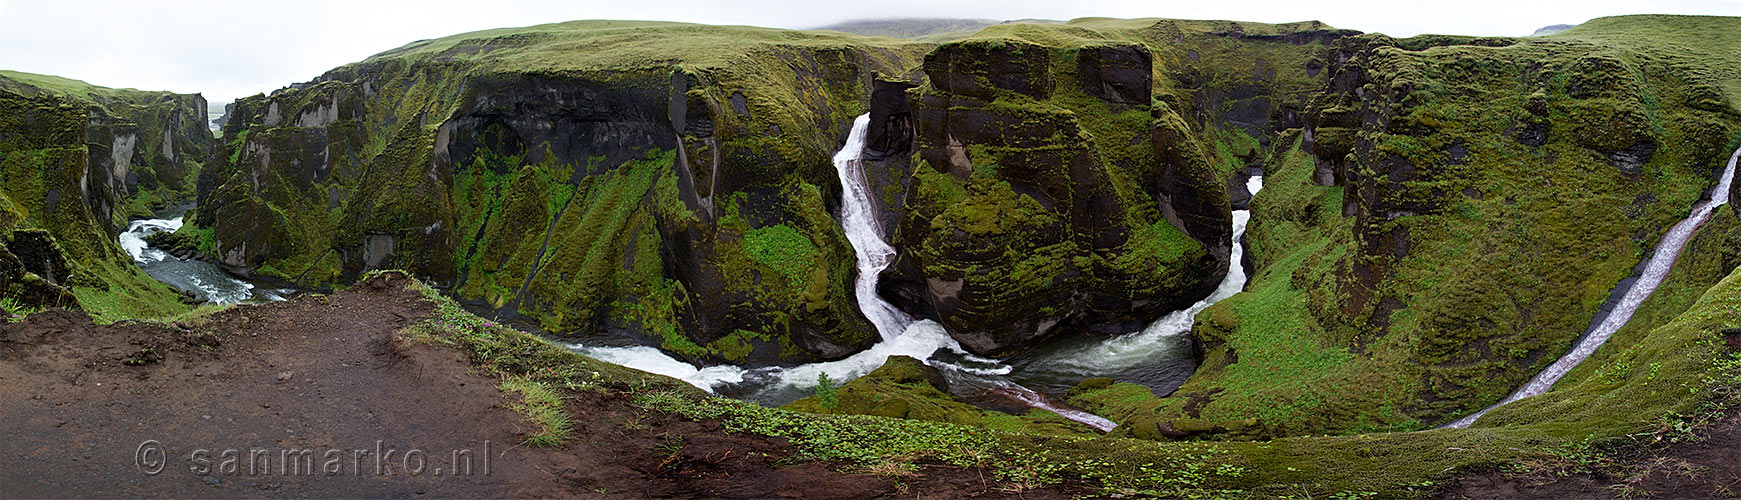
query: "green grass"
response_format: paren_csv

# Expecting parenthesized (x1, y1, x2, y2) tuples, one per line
(0, 70, 162, 102)
(743, 223, 818, 289)
(0, 294, 42, 322)
(499, 376, 574, 447)
(374, 266, 1741, 497)
(1554, 15, 1741, 115)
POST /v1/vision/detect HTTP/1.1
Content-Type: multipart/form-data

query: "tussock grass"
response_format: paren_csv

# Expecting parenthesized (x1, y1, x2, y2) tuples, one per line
(500, 376, 573, 447)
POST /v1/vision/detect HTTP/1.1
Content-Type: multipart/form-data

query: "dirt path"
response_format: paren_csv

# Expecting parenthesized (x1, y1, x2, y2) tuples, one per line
(0, 275, 1074, 499)
(1436, 411, 1741, 499)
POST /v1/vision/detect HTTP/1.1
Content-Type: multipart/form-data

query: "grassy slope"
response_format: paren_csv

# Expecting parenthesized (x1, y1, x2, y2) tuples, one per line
(781, 355, 1100, 436)
(810, 18, 1001, 41)
(0, 70, 157, 102)
(1554, 15, 1741, 112)
(1070, 15, 1741, 438)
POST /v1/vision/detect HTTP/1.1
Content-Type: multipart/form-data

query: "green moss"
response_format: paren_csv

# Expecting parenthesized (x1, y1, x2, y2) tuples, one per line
(743, 224, 818, 288)
(380, 266, 1741, 497)
(782, 356, 1098, 437)
(0, 79, 196, 322)
(1123, 15, 1741, 438)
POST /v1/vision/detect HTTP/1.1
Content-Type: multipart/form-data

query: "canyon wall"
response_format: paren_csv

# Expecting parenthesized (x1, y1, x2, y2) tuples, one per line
(0, 71, 213, 318)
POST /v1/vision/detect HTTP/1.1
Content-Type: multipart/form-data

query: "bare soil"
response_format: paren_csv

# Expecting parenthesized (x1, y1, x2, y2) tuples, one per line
(0, 274, 1076, 499)
(1436, 412, 1741, 499)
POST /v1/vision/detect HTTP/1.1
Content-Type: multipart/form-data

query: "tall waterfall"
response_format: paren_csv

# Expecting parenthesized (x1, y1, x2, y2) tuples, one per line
(1445, 147, 1741, 428)
(832, 114, 913, 340)
(828, 113, 1116, 431)
(561, 114, 1294, 434)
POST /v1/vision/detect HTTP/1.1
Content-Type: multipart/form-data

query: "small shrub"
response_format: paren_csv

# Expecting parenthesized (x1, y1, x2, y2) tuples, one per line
(816, 372, 840, 410)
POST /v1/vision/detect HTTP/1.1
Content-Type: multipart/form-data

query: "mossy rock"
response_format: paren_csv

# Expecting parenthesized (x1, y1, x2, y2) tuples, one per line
(784, 355, 1097, 436)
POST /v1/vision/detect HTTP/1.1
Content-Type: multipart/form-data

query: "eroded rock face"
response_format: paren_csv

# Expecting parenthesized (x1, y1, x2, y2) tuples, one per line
(0, 74, 212, 314)
(80, 92, 214, 230)
(879, 40, 1230, 356)
(1194, 31, 1741, 430)
(194, 26, 930, 364)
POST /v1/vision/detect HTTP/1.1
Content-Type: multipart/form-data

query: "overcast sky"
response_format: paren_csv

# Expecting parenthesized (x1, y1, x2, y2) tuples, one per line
(1, 0, 1738, 105)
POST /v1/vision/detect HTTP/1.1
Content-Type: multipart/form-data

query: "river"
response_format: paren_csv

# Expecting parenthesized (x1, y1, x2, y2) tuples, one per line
(119, 114, 1263, 432)
(118, 210, 290, 304)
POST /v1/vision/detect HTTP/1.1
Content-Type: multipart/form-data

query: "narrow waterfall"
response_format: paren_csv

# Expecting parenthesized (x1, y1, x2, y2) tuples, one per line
(560, 114, 1290, 435)
(832, 113, 913, 340)
(828, 113, 1117, 431)
(1445, 147, 1741, 429)
(1007, 176, 1263, 395)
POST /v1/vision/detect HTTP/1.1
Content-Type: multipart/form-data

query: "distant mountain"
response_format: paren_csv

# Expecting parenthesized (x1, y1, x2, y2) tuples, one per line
(1530, 23, 1576, 36)
(812, 18, 1001, 39)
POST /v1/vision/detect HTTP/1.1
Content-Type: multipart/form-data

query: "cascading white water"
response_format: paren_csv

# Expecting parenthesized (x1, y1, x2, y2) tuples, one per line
(563, 114, 1120, 430)
(119, 216, 279, 304)
(832, 114, 913, 340)
(562, 115, 1282, 434)
(1445, 147, 1741, 429)
(1008, 176, 1263, 391)
(822, 114, 1116, 430)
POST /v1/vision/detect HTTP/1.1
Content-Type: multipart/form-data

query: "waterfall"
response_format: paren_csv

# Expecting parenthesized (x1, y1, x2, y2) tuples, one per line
(566, 113, 1291, 434)
(1445, 147, 1741, 429)
(1007, 176, 1263, 395)
(832, 114, 913, 340)
(826, 113, 1116, 431)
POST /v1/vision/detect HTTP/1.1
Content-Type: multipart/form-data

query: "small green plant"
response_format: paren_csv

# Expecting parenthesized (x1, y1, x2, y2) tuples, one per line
(815, 372, 839, 410)
(0, 294, 43, 323)
(500, 376, 572, 447)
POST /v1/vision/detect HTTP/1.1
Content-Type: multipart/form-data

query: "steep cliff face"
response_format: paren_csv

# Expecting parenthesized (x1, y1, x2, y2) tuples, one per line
(876, 20, 1351, 356)
(1085, 16, 1741, 439)
(0, 71, 212, 319)
(193, 21, 930, 364)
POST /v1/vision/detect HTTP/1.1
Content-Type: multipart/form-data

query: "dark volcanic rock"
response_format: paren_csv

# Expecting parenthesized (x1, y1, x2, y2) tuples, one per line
(0, 73, 212, 313)
(865, 77, 915, 161)
(880, 39, 1230, 356)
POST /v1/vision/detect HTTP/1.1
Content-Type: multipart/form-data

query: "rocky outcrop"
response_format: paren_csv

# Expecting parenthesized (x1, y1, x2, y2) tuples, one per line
(0, 229, 77, 309)
(877, 38, 1232, 356)
(0, 74, 214, 231)
(871, 19, 1356, 356)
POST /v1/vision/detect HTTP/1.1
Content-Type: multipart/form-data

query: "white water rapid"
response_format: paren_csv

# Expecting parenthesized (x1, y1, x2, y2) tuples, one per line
(822, 114, 1116, 430)
(119, 215, 284, 304)
(1445, 147, 1741, 429)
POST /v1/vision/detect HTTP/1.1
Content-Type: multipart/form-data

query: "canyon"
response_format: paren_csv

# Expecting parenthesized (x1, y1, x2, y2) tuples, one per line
(3, 13, 1741, 499)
